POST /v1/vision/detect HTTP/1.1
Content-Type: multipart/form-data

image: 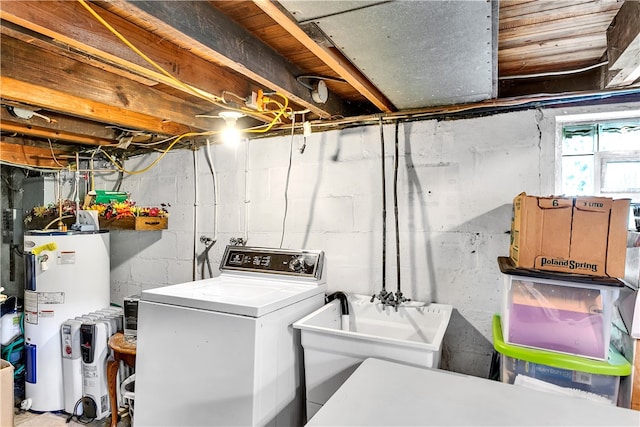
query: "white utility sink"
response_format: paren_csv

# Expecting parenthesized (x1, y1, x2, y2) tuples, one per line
(293, 293, 452, 420)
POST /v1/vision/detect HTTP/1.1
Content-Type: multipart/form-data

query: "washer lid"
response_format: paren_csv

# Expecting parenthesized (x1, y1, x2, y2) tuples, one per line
(141, 276, 326, 317)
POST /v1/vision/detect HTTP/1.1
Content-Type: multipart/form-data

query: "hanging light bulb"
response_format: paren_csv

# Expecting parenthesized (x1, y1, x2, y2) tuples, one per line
(218, 111, 244, 145)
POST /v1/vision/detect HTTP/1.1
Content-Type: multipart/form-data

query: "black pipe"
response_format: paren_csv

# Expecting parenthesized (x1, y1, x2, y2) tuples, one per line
(394, 121, 401, 295)
(326, 291, 349, 316)
(379, 118, 387, 295)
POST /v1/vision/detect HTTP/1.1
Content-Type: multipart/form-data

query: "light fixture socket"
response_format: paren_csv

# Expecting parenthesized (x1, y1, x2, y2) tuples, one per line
(218, 111, 244, 127)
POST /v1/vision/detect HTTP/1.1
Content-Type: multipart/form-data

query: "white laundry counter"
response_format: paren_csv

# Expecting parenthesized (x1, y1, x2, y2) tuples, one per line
(306, 358, 640, 426)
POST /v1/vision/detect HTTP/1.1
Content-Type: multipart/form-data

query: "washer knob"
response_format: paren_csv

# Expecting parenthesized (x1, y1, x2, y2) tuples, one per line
(289, 256, 306, 273)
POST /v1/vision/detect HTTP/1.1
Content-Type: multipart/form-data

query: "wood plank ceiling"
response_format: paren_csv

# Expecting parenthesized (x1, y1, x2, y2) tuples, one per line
(0, 0, 638, 169)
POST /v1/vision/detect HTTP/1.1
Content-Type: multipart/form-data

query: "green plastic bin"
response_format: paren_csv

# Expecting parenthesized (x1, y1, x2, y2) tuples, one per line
(493, 314, 631, 405)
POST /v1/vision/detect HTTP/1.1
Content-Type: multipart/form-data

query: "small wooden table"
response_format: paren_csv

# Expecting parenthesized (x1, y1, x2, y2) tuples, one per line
(107, 332, 137, 427)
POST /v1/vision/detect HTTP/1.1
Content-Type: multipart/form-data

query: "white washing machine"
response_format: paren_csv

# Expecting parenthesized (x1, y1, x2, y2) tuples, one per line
(134, 246, 327, 427)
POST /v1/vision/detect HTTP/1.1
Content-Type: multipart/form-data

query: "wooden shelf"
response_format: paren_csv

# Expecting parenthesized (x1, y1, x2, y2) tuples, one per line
(25, 215, 168, 231)
(99, 216, 168, 231)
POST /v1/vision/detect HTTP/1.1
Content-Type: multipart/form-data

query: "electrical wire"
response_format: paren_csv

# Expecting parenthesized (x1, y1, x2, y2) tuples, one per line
(100, 131, 203, 174)
(55, 3, 297, 176)
(296, 75, 347, 90)
(43, 215, 74, 230)
(47, 138, 66, 168)
(221, 91, 247, 104)
(77, 0, 225, 106)
(499, 61, 609, 80)
(279, 113, 296, 248)
(204, 139, 219, 244)
(130, 135, 179, 147)
(77, 0, 268, 121)
(99, 92, 291, 175)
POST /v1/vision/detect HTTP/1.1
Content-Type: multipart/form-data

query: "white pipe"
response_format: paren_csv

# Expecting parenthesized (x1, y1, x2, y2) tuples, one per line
(56, 171, 61, 205)
(192, 150, 199, 281)
(341, 314, 349, 331)
(243, 138, 250, 243)
(204, 139, 219, 243)
(74, 153, 80, 224)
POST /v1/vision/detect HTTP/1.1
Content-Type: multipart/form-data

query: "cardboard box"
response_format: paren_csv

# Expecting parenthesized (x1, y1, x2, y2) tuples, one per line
(1, 360, 14, 427)
(510, 193, 630, 277)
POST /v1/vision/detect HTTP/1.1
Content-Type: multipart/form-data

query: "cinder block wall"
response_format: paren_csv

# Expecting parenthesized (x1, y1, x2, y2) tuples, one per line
(96, 102, 638, 376)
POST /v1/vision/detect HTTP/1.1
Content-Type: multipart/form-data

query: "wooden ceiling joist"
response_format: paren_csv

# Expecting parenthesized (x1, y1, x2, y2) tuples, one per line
(1, 76, 192, 137)
(0, 0, 257, 115)
(0, 121, 116, 147)
(606, 1, 640, 87)
(0, 140, 70, 169)
(100, 0, 350, 118)
(1, 35, 217, 134)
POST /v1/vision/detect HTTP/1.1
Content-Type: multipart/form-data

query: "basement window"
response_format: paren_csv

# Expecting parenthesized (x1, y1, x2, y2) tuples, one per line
(559, 118, 640, 203)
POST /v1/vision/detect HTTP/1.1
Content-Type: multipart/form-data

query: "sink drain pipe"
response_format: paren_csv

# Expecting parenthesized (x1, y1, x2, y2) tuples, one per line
(326, 292, 349, 331)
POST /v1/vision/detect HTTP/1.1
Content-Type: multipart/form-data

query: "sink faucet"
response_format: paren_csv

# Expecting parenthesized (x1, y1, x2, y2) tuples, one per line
(371, 290, 410, 311)
(371, 289, 393, 304)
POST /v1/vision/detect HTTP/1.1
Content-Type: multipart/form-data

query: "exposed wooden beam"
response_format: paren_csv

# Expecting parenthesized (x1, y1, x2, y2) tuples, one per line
(252, 0, 395, 113)
(499, 1, 621, 29)
(606, 1, 640, 87)
(0, 109, 117, 140)
(0, 1, 259, 114)
(499, 19, 612, 49)
(0, 139, 70, 169)
(102, 0, 348, 118)
(0, 121, 116, 147)
(499, 34, 606, 62)
(1, 35, 216, 133)
(1, 76, 192, 137)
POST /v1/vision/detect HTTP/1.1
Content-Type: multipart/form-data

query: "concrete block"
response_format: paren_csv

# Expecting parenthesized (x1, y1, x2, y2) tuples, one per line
(130, 258, 169, 285)
(209, 143, 241, 172)
(324, 231, 381, 269)
(246, 168, 271, 202)
(176, 175, 195, 205)
(137, 232, 177, 259)
(163, 204, 192, 232)
(249, 136, 293, 168)
(134, 176, 177, 206)
(168, 259, 196, 285)
(247, 199, 287, 233)
(110, 262, 132, 284)
(290, 196, 354, 233)
(352, 195, 383, 233)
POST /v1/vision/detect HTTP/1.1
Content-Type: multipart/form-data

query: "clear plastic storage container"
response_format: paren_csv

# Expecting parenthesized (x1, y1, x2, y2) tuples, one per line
(501, 274, 620, 360)
(493, 315, 631, 405)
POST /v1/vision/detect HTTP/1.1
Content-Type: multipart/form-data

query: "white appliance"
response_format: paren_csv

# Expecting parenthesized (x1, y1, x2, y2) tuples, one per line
(61, 319, 83, 415)
(23, 230, 110, 412)
(62, 307, 123, 417)
(306, 358, 640, 426)
(134, 246, 327, 427)
(80, 320, 111, 420)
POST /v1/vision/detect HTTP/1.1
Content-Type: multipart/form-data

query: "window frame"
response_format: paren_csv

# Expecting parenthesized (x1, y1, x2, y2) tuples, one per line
(555, 110, 640, 203)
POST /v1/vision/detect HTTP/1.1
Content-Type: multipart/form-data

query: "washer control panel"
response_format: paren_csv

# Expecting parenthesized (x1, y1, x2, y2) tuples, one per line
(220, 246, 323, 279)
